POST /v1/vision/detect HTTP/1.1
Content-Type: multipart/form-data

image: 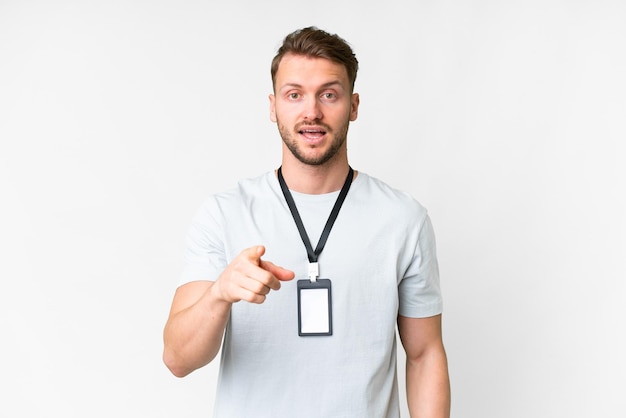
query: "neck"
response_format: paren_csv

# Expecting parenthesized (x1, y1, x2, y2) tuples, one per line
(278, 155, 354, 195)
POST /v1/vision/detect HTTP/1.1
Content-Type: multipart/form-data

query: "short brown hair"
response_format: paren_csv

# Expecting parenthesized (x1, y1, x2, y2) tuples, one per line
(271, 27, 359, 92)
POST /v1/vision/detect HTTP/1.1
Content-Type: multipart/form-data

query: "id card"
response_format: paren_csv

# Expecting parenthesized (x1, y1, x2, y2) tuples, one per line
(297, 279, 332, 336)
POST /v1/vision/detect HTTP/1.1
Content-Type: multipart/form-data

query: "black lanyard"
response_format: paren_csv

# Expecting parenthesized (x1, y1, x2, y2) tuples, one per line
(277, 166, 354, 268)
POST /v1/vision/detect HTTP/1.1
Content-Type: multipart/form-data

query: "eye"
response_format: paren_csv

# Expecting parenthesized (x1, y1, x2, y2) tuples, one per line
(322, 92, 336, 100)
(288, 92, 300, 100)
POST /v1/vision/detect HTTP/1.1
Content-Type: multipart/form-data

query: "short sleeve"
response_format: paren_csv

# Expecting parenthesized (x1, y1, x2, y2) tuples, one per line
(398, 214, 443, 318)
(178, 197, 228, 287)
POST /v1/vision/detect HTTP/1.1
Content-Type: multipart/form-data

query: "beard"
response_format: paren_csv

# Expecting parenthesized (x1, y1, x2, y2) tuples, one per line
(277, 119, 350, 166)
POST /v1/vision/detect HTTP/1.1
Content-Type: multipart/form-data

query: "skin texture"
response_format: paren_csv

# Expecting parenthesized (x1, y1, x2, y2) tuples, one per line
(269, 53, 359, 194)
(271, 54, 355, 167)
(398, 315, 451, 418)
(163, 52, 450, 417)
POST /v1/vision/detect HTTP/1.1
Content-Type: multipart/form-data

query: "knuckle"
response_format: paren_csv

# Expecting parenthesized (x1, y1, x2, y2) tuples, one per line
(245, 292, 265, 304)
(260, 270, 274, 284)
(254, 282, 266, 294)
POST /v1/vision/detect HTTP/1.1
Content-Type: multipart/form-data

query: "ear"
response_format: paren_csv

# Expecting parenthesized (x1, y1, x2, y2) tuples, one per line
(349, 93, 360, 121)
(269, 94, 277, 123)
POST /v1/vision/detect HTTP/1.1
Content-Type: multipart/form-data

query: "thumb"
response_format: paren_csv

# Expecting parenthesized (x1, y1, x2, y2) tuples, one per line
(244, 245, 265, 264)
(254, 245, 266, 258)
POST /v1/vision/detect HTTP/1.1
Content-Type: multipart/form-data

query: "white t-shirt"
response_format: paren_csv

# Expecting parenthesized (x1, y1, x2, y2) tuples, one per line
(180, 171, 442, 418)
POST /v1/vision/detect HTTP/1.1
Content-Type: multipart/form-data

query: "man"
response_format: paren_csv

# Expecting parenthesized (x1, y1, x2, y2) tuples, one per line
(163, 27, 450, 417)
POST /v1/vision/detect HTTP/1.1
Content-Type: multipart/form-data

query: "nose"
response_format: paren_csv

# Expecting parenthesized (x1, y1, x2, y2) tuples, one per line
(303, 96, 323, 121)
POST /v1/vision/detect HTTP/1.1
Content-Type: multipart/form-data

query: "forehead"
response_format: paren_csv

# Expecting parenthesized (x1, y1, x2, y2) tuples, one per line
(275, 53, 349, 90)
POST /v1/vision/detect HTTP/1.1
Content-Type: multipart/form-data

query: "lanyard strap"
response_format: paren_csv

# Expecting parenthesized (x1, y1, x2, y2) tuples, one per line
(277, 166, 354, 267)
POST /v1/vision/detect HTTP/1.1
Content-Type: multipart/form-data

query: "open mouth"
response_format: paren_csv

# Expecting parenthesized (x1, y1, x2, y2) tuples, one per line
(298, 127, 327, 141)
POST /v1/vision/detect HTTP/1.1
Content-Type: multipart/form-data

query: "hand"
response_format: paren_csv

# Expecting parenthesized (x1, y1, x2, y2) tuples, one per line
(211, 246, 295, 304)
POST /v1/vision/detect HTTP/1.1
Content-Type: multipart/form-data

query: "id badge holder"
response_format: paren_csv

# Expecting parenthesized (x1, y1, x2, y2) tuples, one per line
(297, 278, 332, 336)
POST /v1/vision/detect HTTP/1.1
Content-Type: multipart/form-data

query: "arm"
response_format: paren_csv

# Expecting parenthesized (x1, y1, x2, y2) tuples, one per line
(163, 245, 294, 377)
(398, 314, 451, 418)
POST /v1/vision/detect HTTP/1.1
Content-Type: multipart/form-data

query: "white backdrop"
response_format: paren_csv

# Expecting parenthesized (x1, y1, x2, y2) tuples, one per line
(1, 1, 625, 417)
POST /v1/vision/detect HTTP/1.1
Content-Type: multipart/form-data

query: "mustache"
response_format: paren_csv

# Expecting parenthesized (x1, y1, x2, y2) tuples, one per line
(295, 121, 332, 132)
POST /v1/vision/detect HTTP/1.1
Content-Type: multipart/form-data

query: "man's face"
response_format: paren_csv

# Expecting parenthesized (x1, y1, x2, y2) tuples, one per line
(270, 53, 359, 166)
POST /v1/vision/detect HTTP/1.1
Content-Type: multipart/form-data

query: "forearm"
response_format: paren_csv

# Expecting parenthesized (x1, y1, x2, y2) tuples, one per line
(163, 246, 295, 377)
(163, 282, 231, 377)
(406, 345, 451, 418)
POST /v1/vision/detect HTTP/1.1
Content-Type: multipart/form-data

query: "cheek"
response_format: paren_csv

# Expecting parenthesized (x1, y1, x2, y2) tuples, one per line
(275, 106, 299, 124)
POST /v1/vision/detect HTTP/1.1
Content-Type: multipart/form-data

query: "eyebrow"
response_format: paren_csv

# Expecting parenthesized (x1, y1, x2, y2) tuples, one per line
(279, 81, 344, 93)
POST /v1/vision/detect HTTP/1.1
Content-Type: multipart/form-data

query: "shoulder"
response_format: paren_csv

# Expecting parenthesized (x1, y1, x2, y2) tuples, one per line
(352, 172, 429, 222)
(201, 171, 275, 205)
(193, 171, 276, 220)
